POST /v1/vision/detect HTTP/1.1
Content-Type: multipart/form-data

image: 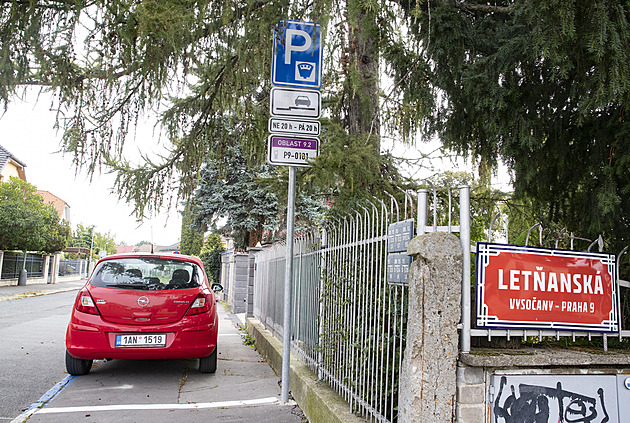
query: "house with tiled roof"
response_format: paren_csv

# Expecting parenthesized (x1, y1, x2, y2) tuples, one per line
(115, 245, 138, 254)
(0, 144, 77, 285)
(0, 144, 26, 182)
(37, 190, 71, 222)
(0, 144, 71, 224)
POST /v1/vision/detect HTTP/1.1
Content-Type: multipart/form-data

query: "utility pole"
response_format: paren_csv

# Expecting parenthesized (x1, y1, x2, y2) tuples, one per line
(88, 226, 95, 276)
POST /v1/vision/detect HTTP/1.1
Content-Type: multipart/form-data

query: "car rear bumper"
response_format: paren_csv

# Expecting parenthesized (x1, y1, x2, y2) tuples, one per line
(66, 311, 219, 360)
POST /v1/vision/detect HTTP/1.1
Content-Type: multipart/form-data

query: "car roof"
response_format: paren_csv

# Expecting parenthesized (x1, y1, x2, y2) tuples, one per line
(96, 253, 203, 267)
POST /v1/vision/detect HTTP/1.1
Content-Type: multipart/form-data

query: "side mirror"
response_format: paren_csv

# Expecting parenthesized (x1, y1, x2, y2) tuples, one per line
(211, 283, 223, 293)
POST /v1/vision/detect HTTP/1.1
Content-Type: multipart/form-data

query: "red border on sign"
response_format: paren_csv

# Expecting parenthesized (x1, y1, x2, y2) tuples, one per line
(475, 243, 618, 333)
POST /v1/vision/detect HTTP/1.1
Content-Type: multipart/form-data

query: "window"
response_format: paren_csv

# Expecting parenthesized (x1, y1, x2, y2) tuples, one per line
(90, 258, 202, 290)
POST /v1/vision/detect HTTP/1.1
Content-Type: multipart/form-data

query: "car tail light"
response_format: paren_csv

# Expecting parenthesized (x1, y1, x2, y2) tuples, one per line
(74, 288, 100, 315)
(186, 292, 212, 316)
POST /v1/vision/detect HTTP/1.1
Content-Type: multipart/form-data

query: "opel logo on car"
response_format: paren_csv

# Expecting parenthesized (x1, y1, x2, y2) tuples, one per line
(137, 296, 150, 307)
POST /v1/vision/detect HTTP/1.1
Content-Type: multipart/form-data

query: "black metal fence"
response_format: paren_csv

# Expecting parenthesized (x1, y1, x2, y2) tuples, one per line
(0, 253, 46, 279)
(1, 253, 87, 280)
(58, 259, 82, 276)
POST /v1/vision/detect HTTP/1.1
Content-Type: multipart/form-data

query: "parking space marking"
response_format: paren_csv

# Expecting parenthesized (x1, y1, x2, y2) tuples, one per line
(32, 397, 280, 415)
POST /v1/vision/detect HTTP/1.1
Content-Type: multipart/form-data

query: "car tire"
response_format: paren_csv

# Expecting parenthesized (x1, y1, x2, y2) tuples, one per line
(199, 347, 217, 373)
(65, 350, 93, 375)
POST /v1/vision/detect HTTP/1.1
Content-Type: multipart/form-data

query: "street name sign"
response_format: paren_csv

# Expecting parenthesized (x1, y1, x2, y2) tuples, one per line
(267, 135, 319, 167)
(475, 242, 618, 333)
(269, 117, 320, 136)
(270, 87, 321, 119)
(272, 20, 322, 89)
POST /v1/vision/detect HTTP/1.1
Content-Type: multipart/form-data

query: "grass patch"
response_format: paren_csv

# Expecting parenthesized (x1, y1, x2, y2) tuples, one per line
(235, 322, 257, 350)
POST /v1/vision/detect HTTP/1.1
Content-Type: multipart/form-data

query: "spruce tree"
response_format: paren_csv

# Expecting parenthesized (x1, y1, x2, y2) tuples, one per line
(391, 0, 630, 251)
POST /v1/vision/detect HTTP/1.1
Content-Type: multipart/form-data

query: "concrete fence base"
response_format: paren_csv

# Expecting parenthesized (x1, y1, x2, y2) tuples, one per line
(247, 317, 365, 423)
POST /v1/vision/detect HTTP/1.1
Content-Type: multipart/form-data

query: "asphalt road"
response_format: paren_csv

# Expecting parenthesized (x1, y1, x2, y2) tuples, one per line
(0, 290, 74, 420)
(0, 289, 306, 422)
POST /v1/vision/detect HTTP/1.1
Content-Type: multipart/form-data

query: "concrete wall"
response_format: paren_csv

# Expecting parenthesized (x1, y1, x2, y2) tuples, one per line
(0, 276, 48, 287)
(457, 351, 630, 423)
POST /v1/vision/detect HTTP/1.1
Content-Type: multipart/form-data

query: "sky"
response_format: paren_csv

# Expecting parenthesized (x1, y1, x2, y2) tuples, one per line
(0, 93, 182, 247)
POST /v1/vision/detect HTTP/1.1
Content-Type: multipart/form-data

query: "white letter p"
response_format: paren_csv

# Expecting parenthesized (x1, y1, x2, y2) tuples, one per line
(285, 29, 311, 65)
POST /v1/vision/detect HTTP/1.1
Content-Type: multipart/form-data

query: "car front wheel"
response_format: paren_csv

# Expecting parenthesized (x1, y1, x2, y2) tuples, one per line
(199, 347, 217, 373)
(65, 351, 93, 375)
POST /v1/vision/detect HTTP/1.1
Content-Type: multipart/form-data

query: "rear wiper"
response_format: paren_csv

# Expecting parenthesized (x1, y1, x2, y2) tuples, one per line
(105, 283, 147, 289)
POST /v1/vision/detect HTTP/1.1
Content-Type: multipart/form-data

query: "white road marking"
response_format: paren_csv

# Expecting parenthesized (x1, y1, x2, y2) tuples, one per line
(33, 397, 281, 415)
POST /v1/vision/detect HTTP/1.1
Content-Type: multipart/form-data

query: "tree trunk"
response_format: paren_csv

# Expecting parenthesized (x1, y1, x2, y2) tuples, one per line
(345, 4, 380, 151)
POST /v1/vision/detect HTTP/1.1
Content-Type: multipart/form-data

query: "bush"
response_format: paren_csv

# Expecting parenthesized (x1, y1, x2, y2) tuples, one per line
(199, 233, 224, 284)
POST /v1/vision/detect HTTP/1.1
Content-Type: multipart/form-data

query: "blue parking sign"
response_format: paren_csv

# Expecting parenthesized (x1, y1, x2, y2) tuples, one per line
(272, 20, 322, 89)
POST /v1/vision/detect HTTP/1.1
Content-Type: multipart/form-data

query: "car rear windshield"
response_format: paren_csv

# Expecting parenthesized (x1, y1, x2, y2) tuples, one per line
(90, 257, 203, 291)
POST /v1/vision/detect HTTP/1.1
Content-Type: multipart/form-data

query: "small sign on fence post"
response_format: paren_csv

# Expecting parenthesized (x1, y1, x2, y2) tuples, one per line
(387, 219, 415, 285)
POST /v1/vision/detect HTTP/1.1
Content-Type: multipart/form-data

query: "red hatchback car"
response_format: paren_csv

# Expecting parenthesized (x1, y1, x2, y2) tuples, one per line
(65, 253, 222, 375)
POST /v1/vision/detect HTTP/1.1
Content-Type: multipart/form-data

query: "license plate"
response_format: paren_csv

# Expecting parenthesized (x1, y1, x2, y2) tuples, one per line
(115, 333, 166, 348)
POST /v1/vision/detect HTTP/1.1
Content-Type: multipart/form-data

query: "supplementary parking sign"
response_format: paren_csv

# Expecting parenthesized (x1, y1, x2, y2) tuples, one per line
(269, 118, 320, 136)
(267, 135, 319, 167)
(270, 87, 321, 119)
(272, 20, 322, 89)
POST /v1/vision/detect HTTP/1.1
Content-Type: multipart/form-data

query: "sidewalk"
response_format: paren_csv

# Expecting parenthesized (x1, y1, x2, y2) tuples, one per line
(0, 279, 85, 302)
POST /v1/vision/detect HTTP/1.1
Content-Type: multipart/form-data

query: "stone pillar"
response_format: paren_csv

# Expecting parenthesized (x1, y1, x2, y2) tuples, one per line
(398, 231, 462, 423)
(220, 251, 233, 303)
(50, 253, 60, 284)
(247, 247, 262, 318)
(43, 255, 51, 284)
(229, 253, 249, 314)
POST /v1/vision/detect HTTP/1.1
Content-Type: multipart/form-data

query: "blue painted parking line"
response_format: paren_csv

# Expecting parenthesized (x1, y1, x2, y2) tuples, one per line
(10, 375, 76, 423)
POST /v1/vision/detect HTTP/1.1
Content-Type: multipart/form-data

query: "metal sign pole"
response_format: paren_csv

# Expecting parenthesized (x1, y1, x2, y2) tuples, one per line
(281, 165, 296, 402)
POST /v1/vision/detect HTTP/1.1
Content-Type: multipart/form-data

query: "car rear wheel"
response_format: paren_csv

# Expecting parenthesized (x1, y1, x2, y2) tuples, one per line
(65, 351, 93, 375)
(199, 347, 217, 373)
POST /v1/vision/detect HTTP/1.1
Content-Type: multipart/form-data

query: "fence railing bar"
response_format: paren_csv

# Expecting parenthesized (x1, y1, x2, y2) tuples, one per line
(460, 185, 472, 354)
(525, 223, 542, 247)
(383, 191, 399, 223)
(488, 212, 501, 243)
(448, 186, 452, 231)
(617, 246, 628, 340)
(358, 204, 373, 415)
(350, 212, 360, 413)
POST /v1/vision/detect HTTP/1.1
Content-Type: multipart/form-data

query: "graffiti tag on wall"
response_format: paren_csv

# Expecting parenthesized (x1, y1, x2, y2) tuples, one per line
(492, 375, 617, 423)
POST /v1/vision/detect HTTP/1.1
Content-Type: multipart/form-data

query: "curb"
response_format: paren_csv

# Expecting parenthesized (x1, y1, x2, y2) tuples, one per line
(0, 286, 82, 302)
(247, 317, 364, 423)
